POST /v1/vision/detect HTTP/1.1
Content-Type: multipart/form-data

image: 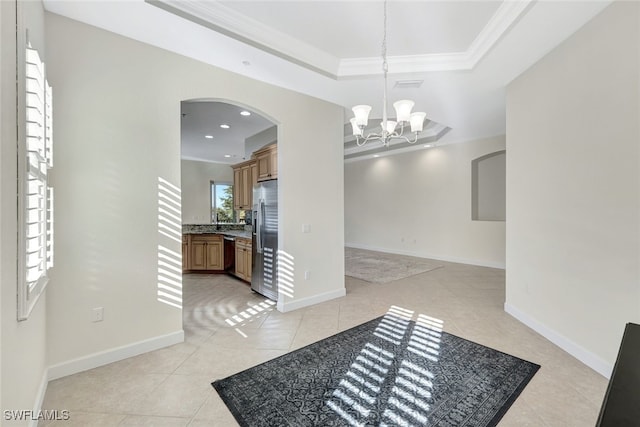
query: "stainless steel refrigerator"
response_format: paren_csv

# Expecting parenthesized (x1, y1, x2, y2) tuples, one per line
(251, 180, 278, 301)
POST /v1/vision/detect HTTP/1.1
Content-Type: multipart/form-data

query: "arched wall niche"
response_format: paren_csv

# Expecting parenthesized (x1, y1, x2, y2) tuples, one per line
(472, 150, 506, 221)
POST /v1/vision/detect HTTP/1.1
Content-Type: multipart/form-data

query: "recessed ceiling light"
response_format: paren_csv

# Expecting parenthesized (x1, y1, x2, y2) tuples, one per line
(240, 111, 251, 116)
(205, 135, 213, 139)
(224, 154, 231, 158)
(424, 144, 431, 148)
(373, 154, 380, 158)
(220, 124, 230, 129)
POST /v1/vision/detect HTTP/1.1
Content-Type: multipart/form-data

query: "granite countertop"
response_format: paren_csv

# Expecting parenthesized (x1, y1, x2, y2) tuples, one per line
(182, 224, 252, 239)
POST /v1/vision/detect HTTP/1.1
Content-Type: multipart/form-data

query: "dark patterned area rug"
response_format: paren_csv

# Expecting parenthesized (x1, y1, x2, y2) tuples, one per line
(212, 308, 540, 427)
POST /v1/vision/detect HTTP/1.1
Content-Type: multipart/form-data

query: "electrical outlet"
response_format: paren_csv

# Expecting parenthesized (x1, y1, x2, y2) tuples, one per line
(91, 307, 104, 322)
(302, 224, 311, 233)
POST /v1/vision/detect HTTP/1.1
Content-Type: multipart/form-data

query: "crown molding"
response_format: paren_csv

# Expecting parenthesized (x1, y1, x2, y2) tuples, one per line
(338, 52, 473, 77)
(150, 0, 532, 79)
(339, 0, 533, 77)
(465, 0, 533, 68)
(148, 0, 340, 78)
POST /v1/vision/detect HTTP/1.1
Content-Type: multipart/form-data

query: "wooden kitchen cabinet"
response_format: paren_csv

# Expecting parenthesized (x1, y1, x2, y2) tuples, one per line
(234, 237, 252, 282)
(232, 159, 256, 210)
(182, 235, 189, 270)
(233, 167, 242, 210)
(254, 143, 277, 181)
(188, 234, 223, 271)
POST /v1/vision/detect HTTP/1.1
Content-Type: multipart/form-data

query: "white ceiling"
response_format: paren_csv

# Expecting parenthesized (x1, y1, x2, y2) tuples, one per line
(43, 0, 612, 161)
(217, 1, 502, 59)
(181, 101, 274, 164)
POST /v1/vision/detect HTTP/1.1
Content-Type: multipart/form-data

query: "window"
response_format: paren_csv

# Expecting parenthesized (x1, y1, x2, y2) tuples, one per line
(17, 34, 53, 321)
(211, 182, 235, 223)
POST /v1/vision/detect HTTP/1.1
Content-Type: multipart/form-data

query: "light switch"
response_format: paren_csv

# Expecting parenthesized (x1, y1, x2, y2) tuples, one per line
(302, 224, 311, 233)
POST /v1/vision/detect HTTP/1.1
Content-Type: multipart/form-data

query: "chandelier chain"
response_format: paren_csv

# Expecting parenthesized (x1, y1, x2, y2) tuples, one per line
(382, 0, 388, 74)
(349, 0, 426, 149)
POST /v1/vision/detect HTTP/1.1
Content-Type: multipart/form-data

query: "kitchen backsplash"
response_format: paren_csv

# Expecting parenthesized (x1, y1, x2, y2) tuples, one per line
(182, 223, 250, 234)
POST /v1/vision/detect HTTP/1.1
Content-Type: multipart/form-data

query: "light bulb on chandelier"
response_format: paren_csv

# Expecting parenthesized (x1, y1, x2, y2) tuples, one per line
(350, 0, 427, 147)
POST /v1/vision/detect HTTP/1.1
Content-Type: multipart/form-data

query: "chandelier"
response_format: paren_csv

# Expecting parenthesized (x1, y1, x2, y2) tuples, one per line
(349, 0, 426, 147)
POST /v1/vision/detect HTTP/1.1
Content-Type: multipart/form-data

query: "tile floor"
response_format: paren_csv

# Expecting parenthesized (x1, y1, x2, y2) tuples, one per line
(41, 258, 608, 426)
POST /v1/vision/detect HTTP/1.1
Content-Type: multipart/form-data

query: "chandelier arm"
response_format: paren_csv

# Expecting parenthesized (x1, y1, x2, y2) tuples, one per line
(355, 133, 384, 147)
(400, 132, 419, 144)
(385, 131, 419, 145)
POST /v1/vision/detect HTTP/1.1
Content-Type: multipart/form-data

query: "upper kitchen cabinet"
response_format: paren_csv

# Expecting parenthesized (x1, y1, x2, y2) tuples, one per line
(232, 159, 257, 210)
(254, 143, 277, 181)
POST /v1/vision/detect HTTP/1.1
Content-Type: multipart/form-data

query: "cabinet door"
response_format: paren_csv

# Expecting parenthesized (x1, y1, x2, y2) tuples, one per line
(250, 162, 258, 187)
(235, 243, 247, 280)
(182, 236, 189, 271)
(233, 167, 243, 210)
(249, 161, 257, 208)
(206, 238, 223, 270)
(256, 151, 271, 181)
(241, 165, 251, 209)
(190, 240, 207, 270)
(269, 147, 277, 179)
(245, 244, 252, 280)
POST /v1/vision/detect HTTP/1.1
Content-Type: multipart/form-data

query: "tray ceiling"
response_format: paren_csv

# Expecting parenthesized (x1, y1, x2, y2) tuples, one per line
(43, 0, 613, 161)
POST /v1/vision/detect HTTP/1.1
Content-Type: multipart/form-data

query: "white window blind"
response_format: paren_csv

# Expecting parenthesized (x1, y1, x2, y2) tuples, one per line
(18, 37, 53, 321)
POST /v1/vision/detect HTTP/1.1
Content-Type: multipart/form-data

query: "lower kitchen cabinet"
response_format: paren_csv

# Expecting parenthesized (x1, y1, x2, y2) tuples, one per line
(182, 235, 189, 270)
(235, 237, 252, 282)
(187, 234, 223, 271)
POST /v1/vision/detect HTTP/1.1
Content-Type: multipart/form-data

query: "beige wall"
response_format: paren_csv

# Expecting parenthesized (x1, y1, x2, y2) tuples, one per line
(506, 1, 640, 376)
(345, 135, 506, 268)
(245, 126, 277, 158)
(1, 1, 49, 423)
(44, 10, 344, 369)
(181, 160, 234, 224)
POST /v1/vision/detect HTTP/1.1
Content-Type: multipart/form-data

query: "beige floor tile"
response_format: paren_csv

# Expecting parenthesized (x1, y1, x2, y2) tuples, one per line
(175, 346, 284, 378)
(39, 253, 608, 426)
(519, 373, 602, 427)
(191, 392, 239, 425)
(200, 326, 298, 351)
(43, 372, 167, 414)
(299, 312, 340, 330)
(122, 375, 212, 418)
(259, 313, 303, 330)
(48, 412, 125, 426)
(119, 415, 190, 426)
(290, 322, 339, 350)
(115, 346, 192, 375)
(496, 397, 549, 427)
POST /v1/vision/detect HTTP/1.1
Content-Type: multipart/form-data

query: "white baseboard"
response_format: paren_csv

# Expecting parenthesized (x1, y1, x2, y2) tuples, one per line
(278, 287, 346, 313)
(345, 243, 506, 270)
(47, 330, 184, 381)
(29, 369, 50, 427)
(504, 303, 613, 378)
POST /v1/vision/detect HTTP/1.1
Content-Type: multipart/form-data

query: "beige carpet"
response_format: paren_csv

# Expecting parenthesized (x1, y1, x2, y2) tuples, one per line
(345, 247, 442, 284)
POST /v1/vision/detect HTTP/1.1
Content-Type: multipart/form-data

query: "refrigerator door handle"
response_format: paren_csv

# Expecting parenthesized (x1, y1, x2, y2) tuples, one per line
(255, 199, 264, 253)
(259, 199, 266, 251)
